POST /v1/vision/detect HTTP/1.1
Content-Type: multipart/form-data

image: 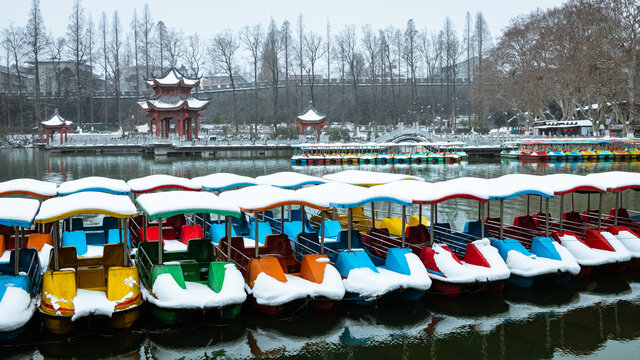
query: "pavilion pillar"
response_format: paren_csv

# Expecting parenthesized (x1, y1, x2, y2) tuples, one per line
(195, 117, 199, 139)
(187, 118, 192, 141)
(64, 129, 68, 143)
(148, 118, 152, 134)
(59, 131, 63, 145)
(165, 119, 170, 138)
(178, 118, 184, 138)
(45, 130, 50, 145)
(316, 126, 321, 142)
(155, 118, 160, 137)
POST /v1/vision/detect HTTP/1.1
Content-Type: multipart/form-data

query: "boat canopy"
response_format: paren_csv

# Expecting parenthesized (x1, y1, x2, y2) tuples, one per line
(485, 174, 555, 200)
(373, 177, 489, 204)
(220, 185, 329, 213)
(297, 182, 413, 208)
(0, 178, 58, 198)
(0, 198, 41, 228)
(57, 176, 131, 196)
(322, 170, 423, 186)
(586, 171, 640, 192)
(127, 174, 200, 193)
(541, 174, 606, 194)
(192, 173, 259, 192)
(136, 190, 241, 221)
(255, 171, 326, 189)
(35, 191, 137, 223)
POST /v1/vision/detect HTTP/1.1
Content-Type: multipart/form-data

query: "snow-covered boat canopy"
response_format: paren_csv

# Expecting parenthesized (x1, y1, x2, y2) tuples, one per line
(486, 174, 555, 200)
(372, 178, 489, 205)
(136, 191, 240, 221)
(220, 185, 330, 213)
(586, 171, 640, 193)
(297, 182, 413, 209)
(0, 178, 58, 198)
(255, 172, 326, 189)
(0, 198, 41, 228)
(541, 174, 606, 195)
(192, 173, 260, 192)
(322, 170, 424, 186)
(35, 191, 137, 223)
(57, 176, 131, 196)
(127, 174, 201, 193)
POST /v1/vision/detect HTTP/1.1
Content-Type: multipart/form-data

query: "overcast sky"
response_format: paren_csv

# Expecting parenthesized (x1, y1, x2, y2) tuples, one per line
(2, 0, 566, 43)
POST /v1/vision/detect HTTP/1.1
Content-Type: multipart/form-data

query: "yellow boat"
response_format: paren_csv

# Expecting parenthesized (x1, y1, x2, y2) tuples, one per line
(613, 149, 630, 161)
(580, 149, 597, 161)
(35, 191, 142, 335)
(628, 148, 640, 161)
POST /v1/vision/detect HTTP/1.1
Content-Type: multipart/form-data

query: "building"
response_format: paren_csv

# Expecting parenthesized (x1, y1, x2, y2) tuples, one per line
(533, 119, 593, 137)
(0, 65, 31, 94)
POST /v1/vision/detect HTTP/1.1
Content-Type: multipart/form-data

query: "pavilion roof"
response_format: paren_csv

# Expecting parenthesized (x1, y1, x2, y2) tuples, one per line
(40, 109, 73, 127)
(297, 101, 326, 122)
(138, 95, 209, 112)
(145, 67, 200, 88)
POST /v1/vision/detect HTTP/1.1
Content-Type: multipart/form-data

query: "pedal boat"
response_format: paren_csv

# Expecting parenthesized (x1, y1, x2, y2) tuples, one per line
(134, 190, 247, 324)
(0, 198, 43, 340)
(35, 191, 142, 334)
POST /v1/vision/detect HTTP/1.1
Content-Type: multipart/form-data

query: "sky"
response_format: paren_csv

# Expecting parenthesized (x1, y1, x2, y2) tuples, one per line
(1, 0, 566, 43)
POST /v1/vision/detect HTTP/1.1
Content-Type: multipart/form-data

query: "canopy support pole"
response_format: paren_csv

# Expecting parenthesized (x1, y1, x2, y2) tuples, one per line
(598, 193, 603, 230)
(255, 213, 260, 258)
(158, 218, 163, 265)
(539, 197, 542, 213)
(53, 221, 59, 271)
(526, 195, 530, 216)
(487, 201, 490, 218)
(387, 202, 391, 218)
(320, 212, 325, 254)
(121, 219, 129, 266)
(280, 206, 285, 234)
(201, 213, 206, 236)
(559, 195, 564, 232)
(545, 198, 550, 237)
(588, 193, 591, 209)
(401, 205, 406, 248)
(143, 216, 147, 242)
(301, 206, 305, 234)
(430, 204, 435, 246)
(480, 202, 485, 238)
(226, 216, 232, 261)
(499, 200, 504, 240)
(419, 204, 423, 225)
(371, 203, 376, 227)
(614, 192, 620, 227)
(14, 226, 19, 275)
(347, 208, 353, 251)
(571, 193, 575, 212)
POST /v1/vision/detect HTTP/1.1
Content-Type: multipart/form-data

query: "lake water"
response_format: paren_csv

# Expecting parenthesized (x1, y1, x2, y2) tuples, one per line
(2, 149, 640, 359)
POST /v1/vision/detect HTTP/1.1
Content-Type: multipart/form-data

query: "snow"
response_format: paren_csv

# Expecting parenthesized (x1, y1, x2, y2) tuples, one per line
(0, 285, 37, 332)
(0, 198, 40, 228)
(220, 185, 329, 212)
(57, 176, 131, 196)
(255, 172, 326, 189)
(41, 112, 72, 127)
(296, 182, 412, 209)
(143, 264, 246, 309)
(0, 251, 10, 263)
(430, 241, 510, 283)
(297, 107, 326, 122)
(586, 171, 640, 192)
(504, 250, 568, 277)
(249, 264, 344, 306)
(612, 230, 640, 257)
(322, 170, 423, 185)
(0, 178, 57, 198)
(341, 252, 431, 300)
(242, 238, 264, 248)
(192, 173, 259, 191)
(541, 174, 607, 194)
(71, 289, 118, 321)
(136, 190, 240, 221)
(82, 245, 104, 258)
(486, 174, 555, 200)
(162, 240, 188, 252)
(372, 178, 489, 205)
(186, 98, 209, 109)
(127, 174, 201, 193)
(35, 192, 137, 223)
(558, 233, 632, 266)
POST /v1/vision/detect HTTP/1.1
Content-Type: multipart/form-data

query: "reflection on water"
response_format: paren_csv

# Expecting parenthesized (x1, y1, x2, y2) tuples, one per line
(2, 149, 640, 359)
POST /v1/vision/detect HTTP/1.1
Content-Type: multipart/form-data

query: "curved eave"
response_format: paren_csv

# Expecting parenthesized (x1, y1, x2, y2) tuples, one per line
(555, 186, 605, 195)
(275, 180, 326, 189)
(58, 188, 131, 196)
(413, 194, 487, 205)
(143, 208, 239, 222)
(240, 201, 330, 213)
(331, 197, 412, 209)
(0, 219, 33, 228)
(36, 209, 136, 223)
(146, 103, 209, 112)
(202, 183, 258, 192)
(0, 190, 55, 199)
(608, 185, 640, 193)
(297, 118, 326, 123)
(489, 190, 553, 201)
(132, 185, 201, 194)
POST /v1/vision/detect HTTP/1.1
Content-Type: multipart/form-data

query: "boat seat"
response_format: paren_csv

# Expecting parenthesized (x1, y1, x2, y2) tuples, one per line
(166, 215, 186, 239)
(490, 238, 532, 259)
(405, 224, 429, 246)
(143, 226, 176, 242)
(62, 231, 88, 256)
(233, 213, 250, 236)
(262, 234, 300, 274)
(513, 215, 537, 230)
(106, 229, 130, 246)
(180, 225, 203, 244)
(249, 221, 273, 246)
(102, 216, 119, 231)
(581, 209, 601, 224)
(433, 223, 451, 242)
(209, 223, 237, 244)
(63, 218, 84, 232)
(323, 220, 343, 239)
(102, 243, 125, 270)
(283, 221, 304, 245)
(464, 220, 484, 238)
(362, 227, 401, 259)
(0, 234, 4, 258)
(27, 233, 53, 252)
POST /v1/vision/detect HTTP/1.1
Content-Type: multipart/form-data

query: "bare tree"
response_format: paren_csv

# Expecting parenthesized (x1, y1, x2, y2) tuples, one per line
(362, 25, 378, 117)
(48, 36, 65, 111)
(302, 30, 325, 104)
(130, 8, 140, 101)
(341, 25, 363, 134)
(404, 19, 418, 99)
(25, 0, 48, 128)
(87, 15, 95, 127)
(66, 0, 86, 128)
(164, 27, 184, 68)
(475, 12, 490, 125)
(99, 12, 108, 127)
(208, 29, 240, 132)
(296, 14, 304, 110)
(240, 24, 263, 139)
(463, 11, 473, 123)
(3, 23, 25, 130)
(326, 19, 331, 114)
(110, 11, 123, 133)
(281, 20, 292, 122)
(140, 4, 154, 78)
(157, 21, 167, 72)
(185, 33, 204, 78)
(263, 19, 282, 129)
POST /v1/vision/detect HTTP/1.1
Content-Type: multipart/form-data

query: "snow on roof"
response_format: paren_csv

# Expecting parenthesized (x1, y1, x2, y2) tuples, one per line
(0, 198, 41, 228)
(296, 182, 412, 209)
(0, 178, 58, 198)
(541, 174, 607, 194)
(372, 177, 489, 205)
(192, 173, 259, 191)
(127, 174, 201, 193)
(57, 177, 131, 196)
(137, 101, 149, 111)
(151, 68, 200, 86)
(136, 190, 240, 221)
(322, 170, 423, 186)
(486, 174, 555, 200)
(255, 172, 326, 189)
(220, 185, 329, 213)
(41, 110, 72, 127)
(585, 171, 640, 192)
(186, 98, 209, 109)
(297, 102, 326, 122)
(35, 191, 137, 223)
(146, 96, 209, 111)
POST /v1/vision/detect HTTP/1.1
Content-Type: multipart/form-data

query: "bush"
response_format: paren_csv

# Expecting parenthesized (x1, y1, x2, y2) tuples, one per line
(326, 127, 351, 142)
(271, 126, 299, 140)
